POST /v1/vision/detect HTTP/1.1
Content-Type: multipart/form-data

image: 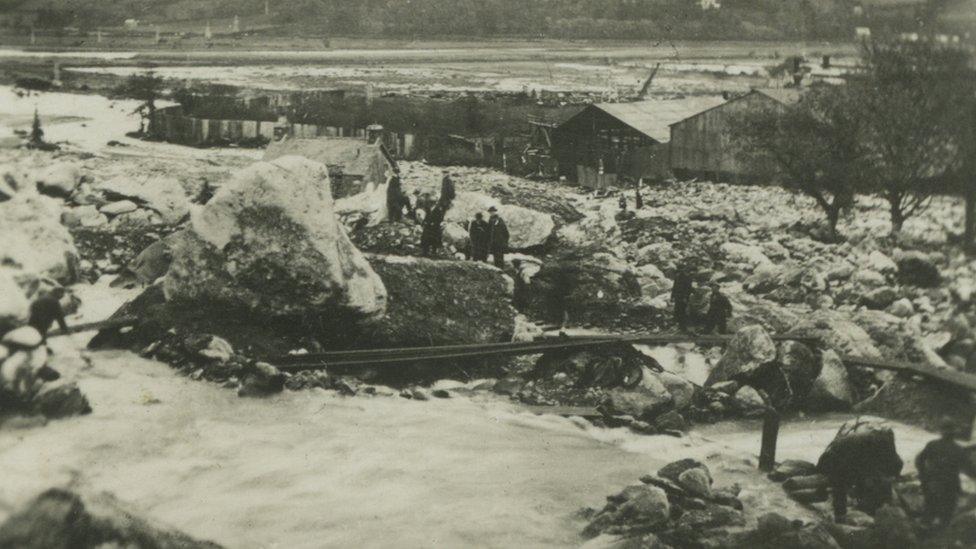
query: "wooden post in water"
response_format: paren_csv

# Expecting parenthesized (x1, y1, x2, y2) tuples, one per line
(759, 407, 780, 472)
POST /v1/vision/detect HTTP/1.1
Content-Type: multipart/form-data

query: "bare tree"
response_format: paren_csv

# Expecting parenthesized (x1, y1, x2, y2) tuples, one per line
(853, 41, 970, 234)
(734, 86, 867, 239)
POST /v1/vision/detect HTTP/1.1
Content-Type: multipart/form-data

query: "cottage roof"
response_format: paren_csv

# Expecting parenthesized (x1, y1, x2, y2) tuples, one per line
(588, 96, 727, 142)
(263, 137, 395, 181)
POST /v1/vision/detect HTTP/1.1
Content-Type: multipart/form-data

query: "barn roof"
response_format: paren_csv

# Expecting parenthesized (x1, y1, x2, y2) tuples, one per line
(666, 88, 805, 129)
(585, 96, 727, 142)
(263, 137, 395, 180)
(859, 0, 927, 7)
(754, 88, 804, 105)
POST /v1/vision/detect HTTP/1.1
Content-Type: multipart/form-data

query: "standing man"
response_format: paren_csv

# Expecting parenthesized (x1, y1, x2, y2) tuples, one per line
(386, 175, 408, 223)
(703, 283, 733, 334)
(635, 178, 644, 209)
(439, 172, 456, 209)
(916, 418, 976, 528)
(487, 206, 510, 268)
(421, 202, 446, 257)
(671, 262, 694, 332)
(468, 212, 490, 262)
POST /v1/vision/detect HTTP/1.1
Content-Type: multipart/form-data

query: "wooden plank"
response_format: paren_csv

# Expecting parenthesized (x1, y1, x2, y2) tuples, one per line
(47, 316, 138, 337)
(520, 405, 602, 418)
(841, 355, 976, 392)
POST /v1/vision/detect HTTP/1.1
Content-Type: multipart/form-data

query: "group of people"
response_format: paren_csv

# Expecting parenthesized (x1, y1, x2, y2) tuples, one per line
(819, 418, 976, 533)
(385, 171, 510, 264)
(670, 262, 732, 333)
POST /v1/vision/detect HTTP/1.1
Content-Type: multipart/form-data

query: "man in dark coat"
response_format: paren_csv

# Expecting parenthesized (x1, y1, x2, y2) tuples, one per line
(439, 172, 456, 209)
(468, 212, 490, 262)
(916, 418, 976, 527)
(487, 206, 509, 268)
(420, 202, 446, 257)
(29, 287, 69, 340)
(818, 426, 904, 520)
(386, 175, 408, 223)
(703, 283, 733, 334)
(671, 263, 694, 332)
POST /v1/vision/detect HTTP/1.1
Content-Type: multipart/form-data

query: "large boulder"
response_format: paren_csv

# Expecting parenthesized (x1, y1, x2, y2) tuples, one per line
(855, 376, 975, 433)
(583, 484, 671, 539)
(602, 383, 673, 422)
(706, 325, 777, 386)
(95, 175, 190, 225)
(896, 253, 940, 287)
(446, 191, 555, 249)
(0, 488, 222, 548)
(523, 254, 642, 326)
(361, 254, 516, 347)
(163, 156, 387, 320)
(33, 162, 82, 198)
(0, 193, 79, 282)
(794, 311, 881, 359)
(0, 270, 29, 328)
(125, 233, 179, 285)
(806, 350, 854, 412)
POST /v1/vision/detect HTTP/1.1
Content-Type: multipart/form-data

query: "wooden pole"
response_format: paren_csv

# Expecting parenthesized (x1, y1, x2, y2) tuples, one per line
(759, 407, 780, 472)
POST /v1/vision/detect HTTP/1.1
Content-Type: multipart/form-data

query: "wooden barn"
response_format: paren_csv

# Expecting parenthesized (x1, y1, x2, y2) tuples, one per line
(668, 88, 803, 181)
(552, 97, 725, 189)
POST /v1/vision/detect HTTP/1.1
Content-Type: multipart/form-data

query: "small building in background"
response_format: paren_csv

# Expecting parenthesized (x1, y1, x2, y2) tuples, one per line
(264, 136, 398, 199)
(551, 96, 725, 189)
(668, 88, 803, 182)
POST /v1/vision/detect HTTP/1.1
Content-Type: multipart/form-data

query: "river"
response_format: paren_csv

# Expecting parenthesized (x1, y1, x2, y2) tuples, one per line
(0, 282, 936, 548)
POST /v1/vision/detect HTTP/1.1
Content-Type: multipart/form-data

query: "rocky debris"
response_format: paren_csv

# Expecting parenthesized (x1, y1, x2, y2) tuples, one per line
(806, 350, 854, 411)
(237, 361, 286, 398)
(585, 459, 763, 547)
(582, 484, 671, 539)
(94, 175, 190, 225)
(0, 192, 79, 283)
(361, 254, 516, 348)
(164, 156, 388, 321)
(855, 376, 975, 433)
(521, 254, 646, 329)
(0, 488, 222, 548)
(0, 324, 91, 422)
(31, 383, 92, 418)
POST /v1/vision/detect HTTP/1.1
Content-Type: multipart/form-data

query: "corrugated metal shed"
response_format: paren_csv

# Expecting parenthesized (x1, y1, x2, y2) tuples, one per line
(589, 96, 727, 142)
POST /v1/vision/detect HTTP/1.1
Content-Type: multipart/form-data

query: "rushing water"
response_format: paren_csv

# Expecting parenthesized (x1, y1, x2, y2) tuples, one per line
(0, 281, 938, 548)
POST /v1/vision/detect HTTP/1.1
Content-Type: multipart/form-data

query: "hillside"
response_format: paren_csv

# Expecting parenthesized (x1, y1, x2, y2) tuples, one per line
(2, 0, 858, 41)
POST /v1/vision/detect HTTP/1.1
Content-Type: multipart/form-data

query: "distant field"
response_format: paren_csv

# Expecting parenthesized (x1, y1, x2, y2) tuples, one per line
(0, 38, 857, 96)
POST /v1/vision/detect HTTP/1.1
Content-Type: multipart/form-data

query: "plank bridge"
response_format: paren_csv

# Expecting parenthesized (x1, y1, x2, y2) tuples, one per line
(63, 318, 976, 394)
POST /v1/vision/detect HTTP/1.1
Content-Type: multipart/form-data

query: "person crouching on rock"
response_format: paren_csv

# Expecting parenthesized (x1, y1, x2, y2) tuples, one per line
(916, 418, 976, 529)
(469, 212, 490, 262)
(421, 202, 446, 257)
(487, 206, 510, 268)
(817, 427, 903, 521)
(703, 283, 732, 334)
(29, 287, 68, 342)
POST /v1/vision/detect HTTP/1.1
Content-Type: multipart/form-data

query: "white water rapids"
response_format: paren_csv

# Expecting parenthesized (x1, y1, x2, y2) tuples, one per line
(0, 281, 937, 548)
